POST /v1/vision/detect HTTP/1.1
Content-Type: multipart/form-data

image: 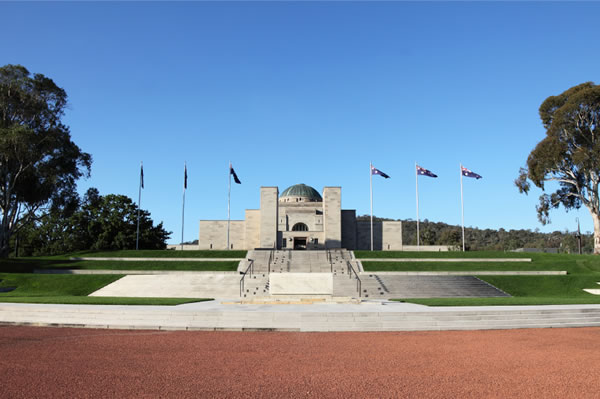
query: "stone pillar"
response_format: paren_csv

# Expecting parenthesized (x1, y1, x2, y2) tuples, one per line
(323, 187, 341, 248)
(260, 187, 279, 248)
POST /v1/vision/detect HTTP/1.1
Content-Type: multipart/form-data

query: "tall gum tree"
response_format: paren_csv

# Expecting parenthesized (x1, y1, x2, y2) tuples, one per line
(516, 82, 600, 253)
(0, 64, 91, 257)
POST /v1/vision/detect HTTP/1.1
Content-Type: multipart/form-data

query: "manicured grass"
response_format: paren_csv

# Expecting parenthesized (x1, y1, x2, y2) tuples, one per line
(0, 259, 240, 273)
(364, 252, 600, 306)
(361, 261, 568, 272)
(35, 260, 240, 271)
(66, 249, 247, 259)
(395, 297, 600, 306)
(0, 296, 209, 305)
(0, 273, 123, 296)
(395, 275, 600, 306)
(354, 250, 533, 259)
(360, 252, 600, 276)
(0, 273, 210, 306)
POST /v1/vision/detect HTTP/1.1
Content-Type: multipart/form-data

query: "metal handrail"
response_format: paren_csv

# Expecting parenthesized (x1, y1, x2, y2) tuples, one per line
(346, 260, 361, 297)
(239, 259, 254, 297)
(268, 249, 273, 274)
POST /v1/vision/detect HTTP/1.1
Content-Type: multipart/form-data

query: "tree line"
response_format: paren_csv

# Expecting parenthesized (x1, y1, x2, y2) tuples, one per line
(357, 215, 593, 253)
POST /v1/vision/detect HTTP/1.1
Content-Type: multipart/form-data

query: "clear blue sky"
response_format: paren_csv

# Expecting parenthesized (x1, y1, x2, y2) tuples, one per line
(2, 2, 599, 243)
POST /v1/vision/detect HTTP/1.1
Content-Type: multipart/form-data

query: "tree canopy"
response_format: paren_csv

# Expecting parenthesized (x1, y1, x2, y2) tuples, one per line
(516, 82, 600, 253)
(18, 188, 171, 255)
(0, 64, 91, 257)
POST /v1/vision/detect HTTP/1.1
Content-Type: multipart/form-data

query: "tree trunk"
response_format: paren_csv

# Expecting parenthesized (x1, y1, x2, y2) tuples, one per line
(592, 212, 600, 255)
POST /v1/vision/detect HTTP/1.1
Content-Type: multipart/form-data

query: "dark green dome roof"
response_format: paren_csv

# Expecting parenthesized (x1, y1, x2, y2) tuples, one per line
(280, 184, 322, 201)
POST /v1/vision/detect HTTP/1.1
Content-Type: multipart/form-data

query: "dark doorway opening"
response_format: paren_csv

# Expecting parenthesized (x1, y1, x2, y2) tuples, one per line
(293, 237, 307, 250)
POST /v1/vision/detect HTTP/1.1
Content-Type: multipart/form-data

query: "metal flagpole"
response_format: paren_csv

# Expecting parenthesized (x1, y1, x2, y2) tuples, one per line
(227, 161, 232, 250)
(370, 161, 374, 251)
(416, 162, 420, 249)
(181, 162, 186, 250)
(460, 163, 466, 252)
(136, 161, 142, 250)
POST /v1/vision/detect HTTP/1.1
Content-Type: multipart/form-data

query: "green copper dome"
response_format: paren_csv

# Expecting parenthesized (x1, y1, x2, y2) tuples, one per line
(280, 184, 322, 202)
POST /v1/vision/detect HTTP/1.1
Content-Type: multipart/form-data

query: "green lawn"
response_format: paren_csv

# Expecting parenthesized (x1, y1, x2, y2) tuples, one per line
(37, 260, 239, 271)
(0, 273, 210, 306)
(359, 251, 600, 306)
(0, 258, 240, 273)
(66, 249, 247, 259)
(354, 250, 534, 259)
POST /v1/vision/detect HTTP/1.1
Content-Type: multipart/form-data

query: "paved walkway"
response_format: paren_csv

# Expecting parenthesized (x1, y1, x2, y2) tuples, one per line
(2, 300, 600, 331)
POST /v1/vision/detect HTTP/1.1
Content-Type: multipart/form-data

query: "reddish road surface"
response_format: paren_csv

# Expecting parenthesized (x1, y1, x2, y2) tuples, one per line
(1, 326, 599, 398)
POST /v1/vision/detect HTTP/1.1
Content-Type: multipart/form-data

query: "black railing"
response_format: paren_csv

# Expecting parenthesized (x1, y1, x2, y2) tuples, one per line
(346, 260, 361, 297)
(267, 249, 273, 274)
(239, 259, 254, 297)
(327, 249, 333, 272)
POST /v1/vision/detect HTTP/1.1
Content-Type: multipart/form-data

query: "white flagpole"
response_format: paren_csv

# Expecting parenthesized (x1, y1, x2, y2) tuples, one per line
(460, 163, 466, 252)
(181, 162, 186, 250)
(227, 161, 232, 250)
(136, 161, 142, 251)
(416, 162, 420, 250)
(370, 161, 374, 251)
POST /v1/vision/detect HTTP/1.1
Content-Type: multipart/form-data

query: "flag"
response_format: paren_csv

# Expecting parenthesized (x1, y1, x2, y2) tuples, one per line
(416, 165, 437, 178)
(184, 163, 187, 189)
(461, 166, 482, 179)
(230, 165, 241, 184)
(140, 163, 144, 189)
(371, 165, 390, 178)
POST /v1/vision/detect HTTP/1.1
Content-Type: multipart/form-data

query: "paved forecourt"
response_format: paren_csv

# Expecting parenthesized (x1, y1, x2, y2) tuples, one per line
(2, 300, 600, 332)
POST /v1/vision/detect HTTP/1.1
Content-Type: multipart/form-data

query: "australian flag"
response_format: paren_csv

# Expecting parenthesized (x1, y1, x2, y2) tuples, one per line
(230, 165, 241, 184)
(416, 165, 437, 178)
(184, 164, 187, 189)
(371, 165, 390, 179)
(461, 166, 482, 179)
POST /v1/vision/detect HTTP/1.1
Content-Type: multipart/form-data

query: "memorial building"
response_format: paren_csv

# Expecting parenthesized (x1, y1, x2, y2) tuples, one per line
(198, 184, 402, 250)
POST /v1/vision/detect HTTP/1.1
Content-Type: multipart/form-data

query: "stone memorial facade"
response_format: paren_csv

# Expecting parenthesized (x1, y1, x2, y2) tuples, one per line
(199, 184, 402, 250)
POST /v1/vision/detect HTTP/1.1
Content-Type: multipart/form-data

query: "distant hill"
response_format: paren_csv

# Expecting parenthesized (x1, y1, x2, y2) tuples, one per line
(356, 216, 592, 253)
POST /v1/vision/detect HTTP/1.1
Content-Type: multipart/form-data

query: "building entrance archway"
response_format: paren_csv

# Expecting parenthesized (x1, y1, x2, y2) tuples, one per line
(293, 237, 307, 250)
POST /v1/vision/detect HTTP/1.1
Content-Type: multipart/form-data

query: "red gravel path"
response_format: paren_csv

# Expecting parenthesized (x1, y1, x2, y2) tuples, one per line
(1, 326, 599, 398)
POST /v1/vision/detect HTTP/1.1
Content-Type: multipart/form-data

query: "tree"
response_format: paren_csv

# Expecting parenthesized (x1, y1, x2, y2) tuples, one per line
(516, 82, 600, 253)
(0, 64, 91, 257)
(17, 188, 171, 255)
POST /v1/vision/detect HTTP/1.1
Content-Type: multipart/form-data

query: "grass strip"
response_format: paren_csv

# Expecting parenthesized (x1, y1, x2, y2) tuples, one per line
(63, 250, 247, 259)
(354, 250, 534, 259)
(0, 273, 212, 305)
(0, 296, 211, 305)
(0, 273, 124, 296)
(394, 275, 600, 306)
(1, 259, 240, 273)
(361, 261, 569, 272)
(394, 297, 600, 306)
(35, 260, 240, 271)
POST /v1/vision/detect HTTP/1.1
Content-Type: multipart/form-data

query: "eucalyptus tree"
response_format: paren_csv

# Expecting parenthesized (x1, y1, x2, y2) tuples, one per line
(0, 64, 91, 257)
(516, 82, 600, 253)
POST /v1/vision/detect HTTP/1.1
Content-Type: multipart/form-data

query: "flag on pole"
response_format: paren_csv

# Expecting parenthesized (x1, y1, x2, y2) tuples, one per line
(461, 166, 482, 179)
(184, 163, 188, 189)
(371, 165, 390, 178)
(140, 163, 144, 188)
(416, 165, 437, 178)
(230, 165, 241, 184)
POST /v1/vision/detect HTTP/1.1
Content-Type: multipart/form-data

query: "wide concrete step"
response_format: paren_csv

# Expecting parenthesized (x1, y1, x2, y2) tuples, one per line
(3, 304, 600, 331)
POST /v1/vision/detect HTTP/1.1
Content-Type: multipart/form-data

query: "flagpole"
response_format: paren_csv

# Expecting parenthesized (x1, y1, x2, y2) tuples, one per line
(460, 163, 465, 252)
(181, 162, 186, 250)
(227, 161, 231, 250)
(370, 161, 374, 251)
(416, 161, 420, 250)
(136, 161, 142, 251)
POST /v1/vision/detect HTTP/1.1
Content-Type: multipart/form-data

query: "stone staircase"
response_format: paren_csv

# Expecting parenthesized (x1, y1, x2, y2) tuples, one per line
(240, 250, 509, 299)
